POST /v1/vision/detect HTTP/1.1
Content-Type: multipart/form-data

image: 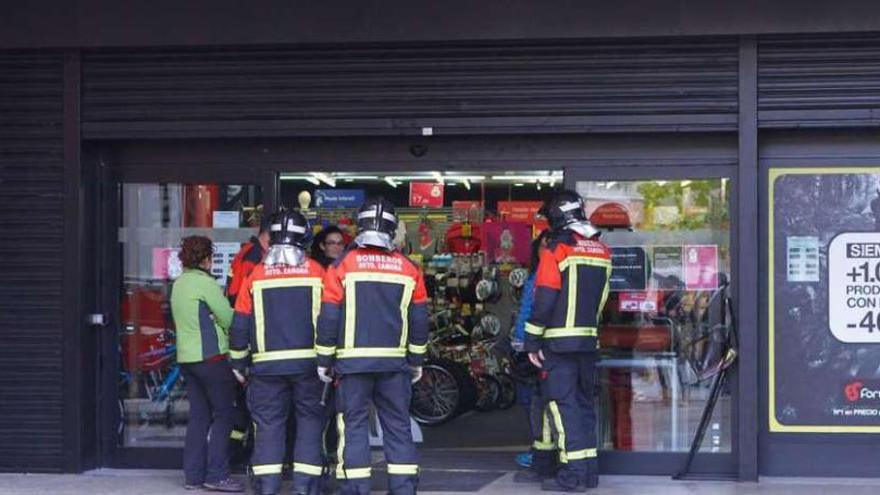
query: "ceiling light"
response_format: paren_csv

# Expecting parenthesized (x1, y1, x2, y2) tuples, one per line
(384, 177, 400, 188)
(514, 183, 525, 187)
(311, 172, 336, 187)
(462, 179, 471, 190)
(432, 171, 444, 184)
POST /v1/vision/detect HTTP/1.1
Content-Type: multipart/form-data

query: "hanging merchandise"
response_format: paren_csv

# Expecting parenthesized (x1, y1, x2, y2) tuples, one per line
(482, 221, 531, 264)
(446, 221, 483, 254)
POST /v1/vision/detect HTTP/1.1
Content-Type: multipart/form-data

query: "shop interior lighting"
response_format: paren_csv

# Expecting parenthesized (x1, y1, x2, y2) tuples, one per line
(462, 179, 471, 190)
(432, 171, 444, 184)
(536, 181, 542, 191)
(384, 177, 401, 188)
(514, 183, 525, 187)
(311, 172, 336, 187)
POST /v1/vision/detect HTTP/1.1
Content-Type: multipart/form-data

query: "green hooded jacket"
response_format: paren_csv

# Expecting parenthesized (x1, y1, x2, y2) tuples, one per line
(170, 268, 234, 363)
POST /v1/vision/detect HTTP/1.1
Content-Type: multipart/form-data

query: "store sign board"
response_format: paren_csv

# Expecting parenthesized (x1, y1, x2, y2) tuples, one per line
(409, 182, 444, 207)
(497, 201, 543, 222)
(770, 168, 880, 433)
(314, 189, 365, 208)
(609, 246, 648, 291)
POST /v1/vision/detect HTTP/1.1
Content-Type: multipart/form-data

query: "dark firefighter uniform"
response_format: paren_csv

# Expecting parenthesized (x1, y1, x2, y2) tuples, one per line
(523, 193, 611, 492)
(229, 214, 327, 495)
(316, 203, 429, 495)
(225, 235, 266, 452)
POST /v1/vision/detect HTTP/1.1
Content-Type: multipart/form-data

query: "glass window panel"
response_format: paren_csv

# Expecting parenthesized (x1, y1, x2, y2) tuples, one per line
(577, 178, 732, 453)
(117, 183, 262, 448)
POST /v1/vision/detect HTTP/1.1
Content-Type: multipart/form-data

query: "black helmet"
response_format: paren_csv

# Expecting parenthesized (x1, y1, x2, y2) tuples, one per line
(356, 197, 398, 236)
(268, 209, 310, 248)
(541, 190, 599, 237)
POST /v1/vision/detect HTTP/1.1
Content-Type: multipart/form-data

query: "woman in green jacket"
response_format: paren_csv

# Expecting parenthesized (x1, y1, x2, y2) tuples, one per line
(171, 236, 243, 493)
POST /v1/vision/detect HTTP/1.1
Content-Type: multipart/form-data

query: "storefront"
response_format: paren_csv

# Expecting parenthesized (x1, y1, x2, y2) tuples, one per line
(5, 2, 880, 481)
(88, 134, 738, 478)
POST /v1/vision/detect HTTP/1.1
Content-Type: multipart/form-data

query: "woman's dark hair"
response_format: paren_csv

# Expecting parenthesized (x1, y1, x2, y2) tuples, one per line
(311, 226, 344, 257)
(179, 235, 214, 269)
(529, 229, 550, 272)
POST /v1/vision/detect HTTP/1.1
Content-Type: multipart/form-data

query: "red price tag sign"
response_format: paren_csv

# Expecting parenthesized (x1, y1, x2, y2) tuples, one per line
(409, 182, 445, 207)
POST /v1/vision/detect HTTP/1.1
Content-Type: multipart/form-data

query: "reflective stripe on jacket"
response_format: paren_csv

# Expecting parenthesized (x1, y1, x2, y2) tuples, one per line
(316, 247, 429, 374)
(524, 232, 611, 354)
(229, 258, 325, 375)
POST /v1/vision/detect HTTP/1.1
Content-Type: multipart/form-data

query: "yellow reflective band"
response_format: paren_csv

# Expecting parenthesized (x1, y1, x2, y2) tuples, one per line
(408, 343, 427, 354)
(336, 347, 407, 359)
(229, 348, 250, 359)
(558, 256, 612, 272)
(229, 429, 245, 441)
(567, 448, 598, 460)
(342, 272, 415, 350)
(543, 327, 597, 339)
(542, 410, 553, 449)
(315, 344, 336, 356)
(252, 464, 284, 475)
(337, 467, 371, 479)
(532, 440, 555, 451)
(252, 349, 317, 362)
(566, 257, 578, 328)
(293, 462, 324, 476)
(525, 322, 545, 336)
(253, 277, 323, 353)
(548, 401, 568, 463)
(336, 413, 346, 476)
(386, 463, 419, 475)
(598, 266, 612, 319)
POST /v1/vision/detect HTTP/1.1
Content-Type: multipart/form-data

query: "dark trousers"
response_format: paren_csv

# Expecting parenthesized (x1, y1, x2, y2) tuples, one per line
(539, 351, 599, 485)
(248, 374, 325, 495)
(336, 372, 418, 495)
(181, 360, 238, 485)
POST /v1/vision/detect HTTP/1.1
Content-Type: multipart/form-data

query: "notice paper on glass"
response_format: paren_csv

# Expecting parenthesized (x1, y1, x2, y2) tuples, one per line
(786, 236, 820, 282)
(211, 242, 242, 286)
(212, 211, 240, 228)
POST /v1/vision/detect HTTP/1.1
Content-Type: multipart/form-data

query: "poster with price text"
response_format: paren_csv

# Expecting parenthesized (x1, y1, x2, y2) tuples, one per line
(770, 168, 880, 433)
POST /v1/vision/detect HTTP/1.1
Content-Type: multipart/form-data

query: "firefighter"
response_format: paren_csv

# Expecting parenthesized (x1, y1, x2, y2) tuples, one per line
(521, 190, 611, 492)
(316, 197, 428, 495)
(229, 209, 327, 495)
(225, 218, 270, 457)
(226, 218, 271, 305)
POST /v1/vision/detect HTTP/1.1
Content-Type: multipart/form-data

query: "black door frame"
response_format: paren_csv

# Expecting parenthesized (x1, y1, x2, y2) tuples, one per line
(564, 163, 740, 477)
(95, 151, 276, 469)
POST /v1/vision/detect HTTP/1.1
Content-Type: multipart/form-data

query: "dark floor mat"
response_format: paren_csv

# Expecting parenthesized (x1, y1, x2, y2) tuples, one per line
(369, 468, 506, 492)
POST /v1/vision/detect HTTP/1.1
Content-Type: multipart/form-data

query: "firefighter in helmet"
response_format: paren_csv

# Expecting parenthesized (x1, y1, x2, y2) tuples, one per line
(316, 197, 429, 495)
(229, 209, 327, 495)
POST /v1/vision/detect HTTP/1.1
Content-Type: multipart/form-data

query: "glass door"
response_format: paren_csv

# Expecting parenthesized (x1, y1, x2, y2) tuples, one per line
(566, 166, 736, 475)
(101, 181, 265, 467)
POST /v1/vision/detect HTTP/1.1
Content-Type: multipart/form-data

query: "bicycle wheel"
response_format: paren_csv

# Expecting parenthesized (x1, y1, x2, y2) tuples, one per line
(411, 363, 461, 426)
(475, 375, 502, 412)
(494, 374, 517, 410)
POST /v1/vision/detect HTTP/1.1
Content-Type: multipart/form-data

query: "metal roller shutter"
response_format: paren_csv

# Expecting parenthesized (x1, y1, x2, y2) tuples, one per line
(83, 39, 738, 139)
(0, 52, 65, 472)
(759, 33, 880, 128)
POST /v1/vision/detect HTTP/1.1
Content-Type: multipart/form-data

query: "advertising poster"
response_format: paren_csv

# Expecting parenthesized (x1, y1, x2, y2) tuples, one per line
(152, 247, 182, 280)
(652, 246, 684, 289)
(409, 182, 444, 208)
(619, 291, 659, 313)
(212, 210, 240, 228)
(609, 246, 648, 291)
(210, 242, 242, 287)
(770, 168, 880, 433)
(314, 189, 365, 208)
(683, 245, 719, 290)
